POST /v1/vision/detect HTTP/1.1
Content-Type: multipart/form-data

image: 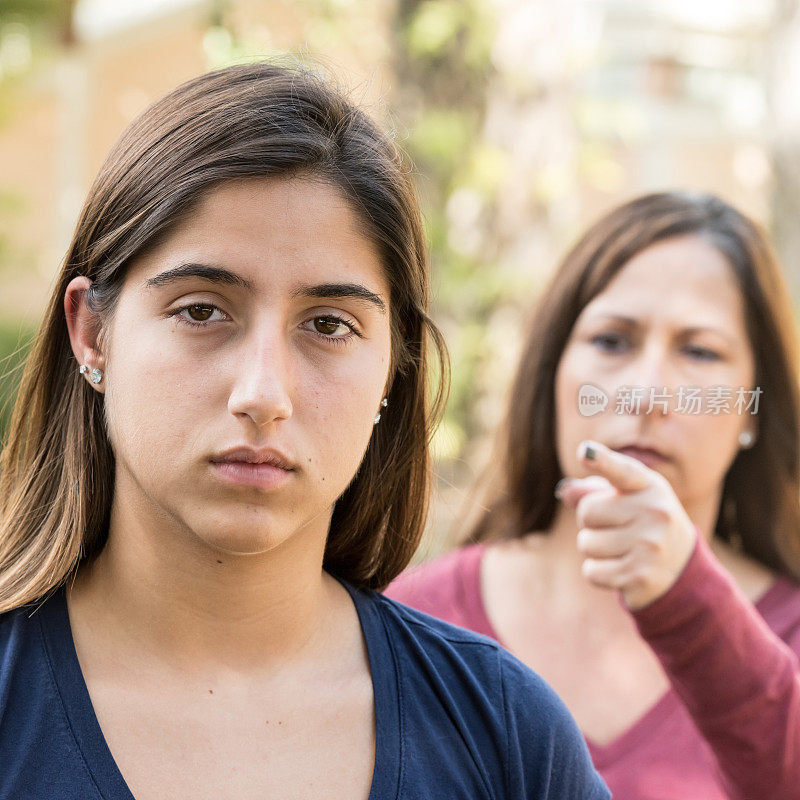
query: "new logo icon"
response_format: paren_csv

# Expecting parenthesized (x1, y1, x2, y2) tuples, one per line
(578, 384, 609, 417)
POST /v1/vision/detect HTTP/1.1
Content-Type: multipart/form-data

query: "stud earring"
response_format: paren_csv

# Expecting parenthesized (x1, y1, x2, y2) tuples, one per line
(373, 397, 388, 425)
(79, 364, 103, 385)
(738, 430, 754, 449)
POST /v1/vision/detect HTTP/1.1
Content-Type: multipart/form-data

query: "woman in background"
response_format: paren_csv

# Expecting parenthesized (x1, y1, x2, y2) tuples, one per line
(387, 192, 800, 799)
(0, 63, 609, 799)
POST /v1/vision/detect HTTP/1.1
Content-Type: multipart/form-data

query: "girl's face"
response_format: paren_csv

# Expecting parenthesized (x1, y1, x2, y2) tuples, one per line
(95, 176, 392, 555)
(554, 234, 757, 510)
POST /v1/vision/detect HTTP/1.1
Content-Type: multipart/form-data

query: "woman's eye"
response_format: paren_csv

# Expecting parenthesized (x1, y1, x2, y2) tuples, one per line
(683, 345, 720, 362)
(589, 333, 629, 353)
(170, 303, 227, 327)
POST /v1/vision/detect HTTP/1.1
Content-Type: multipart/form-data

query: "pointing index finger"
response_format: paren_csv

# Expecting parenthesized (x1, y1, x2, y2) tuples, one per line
(578, 440, 652, 493)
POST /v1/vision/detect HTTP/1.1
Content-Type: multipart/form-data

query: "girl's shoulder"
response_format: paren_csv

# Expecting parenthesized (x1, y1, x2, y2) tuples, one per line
(0, 592, 51, 649)
(348, 583, 610, 800)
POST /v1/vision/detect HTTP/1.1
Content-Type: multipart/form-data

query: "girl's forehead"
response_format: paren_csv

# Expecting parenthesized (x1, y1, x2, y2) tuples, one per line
(171, 176, 368, 247)
(125, 176, 390, 299)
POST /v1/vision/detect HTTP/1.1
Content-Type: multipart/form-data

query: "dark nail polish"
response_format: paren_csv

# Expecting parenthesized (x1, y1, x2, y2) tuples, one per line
(583, 443, 598, 461)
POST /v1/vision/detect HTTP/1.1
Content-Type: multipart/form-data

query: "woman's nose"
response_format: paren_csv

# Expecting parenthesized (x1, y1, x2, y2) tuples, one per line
(227, 338, 293, 428)
(624, 345, 676, 414)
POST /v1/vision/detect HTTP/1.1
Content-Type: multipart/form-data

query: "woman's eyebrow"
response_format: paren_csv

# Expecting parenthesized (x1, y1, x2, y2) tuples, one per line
(591, 313, 638, 326)
(591, 313, 738, 343)
(144, 263, 253, 291)
(680, 325, 739, 345)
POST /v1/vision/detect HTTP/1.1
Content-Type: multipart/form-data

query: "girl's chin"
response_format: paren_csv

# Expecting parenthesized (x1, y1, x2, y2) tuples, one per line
(189, 526, 293, 558)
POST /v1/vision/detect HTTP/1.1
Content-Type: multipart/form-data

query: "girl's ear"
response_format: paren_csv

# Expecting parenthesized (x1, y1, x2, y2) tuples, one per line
(64, 276, 106, 393)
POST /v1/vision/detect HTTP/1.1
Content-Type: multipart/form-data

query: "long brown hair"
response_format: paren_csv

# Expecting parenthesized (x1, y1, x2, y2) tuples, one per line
(466, 191, 800, 581)
(0, 62, 448, 612)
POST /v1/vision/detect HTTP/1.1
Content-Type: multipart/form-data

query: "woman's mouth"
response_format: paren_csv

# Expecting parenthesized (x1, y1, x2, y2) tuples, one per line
(613, 446, 670, 469)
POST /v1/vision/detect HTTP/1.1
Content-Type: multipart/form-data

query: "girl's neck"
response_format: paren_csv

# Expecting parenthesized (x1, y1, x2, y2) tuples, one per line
(67, 496, 347, 675)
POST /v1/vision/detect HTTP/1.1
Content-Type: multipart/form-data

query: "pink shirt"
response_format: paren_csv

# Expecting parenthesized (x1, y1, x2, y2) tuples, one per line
(385, 537, 800, 800)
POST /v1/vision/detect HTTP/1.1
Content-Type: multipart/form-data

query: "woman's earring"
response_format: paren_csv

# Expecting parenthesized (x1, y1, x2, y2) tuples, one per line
(373, 397, 388, 425)
(79, 364, 103, 385)
(738, 430, 754, 449)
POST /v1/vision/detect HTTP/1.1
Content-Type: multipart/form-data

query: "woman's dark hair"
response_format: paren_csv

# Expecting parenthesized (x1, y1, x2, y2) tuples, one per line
(0, 62, 448, 610)
(465, 191, 800, 581)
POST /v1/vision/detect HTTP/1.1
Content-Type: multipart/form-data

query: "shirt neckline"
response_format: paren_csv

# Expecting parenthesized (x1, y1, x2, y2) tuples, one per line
(585, 575, 791, 765)
(464, 540, 790, 764)
(36, 585, 135, 800)
(36, 580, 401, 800)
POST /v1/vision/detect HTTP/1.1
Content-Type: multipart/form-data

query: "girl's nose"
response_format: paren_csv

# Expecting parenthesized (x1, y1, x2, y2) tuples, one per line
(227, 339, 293, 428)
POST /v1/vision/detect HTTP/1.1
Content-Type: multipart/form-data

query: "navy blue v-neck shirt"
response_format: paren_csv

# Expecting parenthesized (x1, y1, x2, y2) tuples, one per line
(0, 581, 609, 799)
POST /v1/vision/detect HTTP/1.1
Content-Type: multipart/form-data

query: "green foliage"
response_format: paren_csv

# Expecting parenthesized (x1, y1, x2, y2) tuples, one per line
(0, 0, 70, 121)
(401, 0, 494, 73)
(0, 0, 62, 19)
(405, 1, 462, 57)
(409, 109, 474, 173)
(393, 0, 504, 468)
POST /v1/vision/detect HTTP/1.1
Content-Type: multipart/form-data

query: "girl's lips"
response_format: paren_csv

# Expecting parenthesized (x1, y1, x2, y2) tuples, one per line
(614, 446, 669, 469)
(210, 460, 294, 490)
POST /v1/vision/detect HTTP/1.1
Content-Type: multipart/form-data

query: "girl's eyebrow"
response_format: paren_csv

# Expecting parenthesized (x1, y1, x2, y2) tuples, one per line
(143, 263, 387, 313)
(144, 263, 253, 291)
(291, 283, 386, 314)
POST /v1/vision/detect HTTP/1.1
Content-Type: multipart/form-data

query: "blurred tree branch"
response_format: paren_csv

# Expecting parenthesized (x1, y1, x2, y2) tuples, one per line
(768, 0, 800, 309)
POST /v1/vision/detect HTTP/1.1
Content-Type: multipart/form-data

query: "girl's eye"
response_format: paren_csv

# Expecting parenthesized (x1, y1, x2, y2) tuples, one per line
(169, 303, 227, 327)
(314, 317, 346, 335)
(168, 306, 360, 341)
(589, 333, 629, 354)
(304, 315, 360, 344)
(683, 345, 720, 362)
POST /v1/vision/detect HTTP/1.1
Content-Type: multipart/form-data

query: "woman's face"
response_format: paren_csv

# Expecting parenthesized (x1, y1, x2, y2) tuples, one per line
(94, 176, 392, 555)
(554, 234, 757, 509)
